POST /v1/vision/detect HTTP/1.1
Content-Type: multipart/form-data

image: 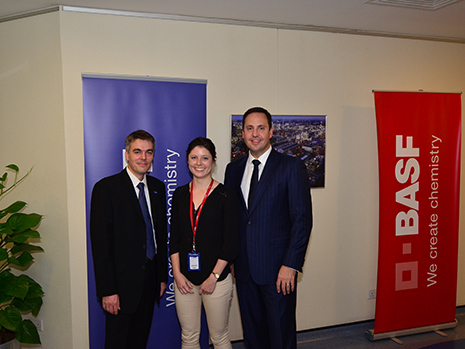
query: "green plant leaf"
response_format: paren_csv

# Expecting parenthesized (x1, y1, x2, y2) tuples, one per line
(0, 271, 29, 299)
(12, 296, 43, 316)
(5, 165, 19, 173)
(3, 230, 41, 244)
(10, 297, 30, 312)
(2, 201, 27, 215)
(0, 164, 43, 345)
(15, 319, 41, 344)
(9, 276, 43, 314)
(8, 252, 33, 268)
(0, 292, 13, 304)
(0, 271, 15, 292)
(0, 201, 27, 220)
(30, 297, 43, 317)
(22, 277, 44, 299)
(0, 248, 8, 261)
(6, 213, 42, 234)
(0, 225, 14, 235)
(10, 243, 43, 254)
(0, 306, 22, 332)
(9, 230, 41, 244)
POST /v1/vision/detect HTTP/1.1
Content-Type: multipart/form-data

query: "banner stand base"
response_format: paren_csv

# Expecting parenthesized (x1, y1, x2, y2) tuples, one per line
(365, 320, 458, 343)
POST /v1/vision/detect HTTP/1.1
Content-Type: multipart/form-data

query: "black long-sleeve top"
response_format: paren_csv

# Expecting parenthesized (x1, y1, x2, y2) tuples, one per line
(169, 183, 239, 285)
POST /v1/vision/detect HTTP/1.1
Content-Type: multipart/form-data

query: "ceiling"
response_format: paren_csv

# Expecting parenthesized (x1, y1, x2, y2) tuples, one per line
(1, 0, 465, 43)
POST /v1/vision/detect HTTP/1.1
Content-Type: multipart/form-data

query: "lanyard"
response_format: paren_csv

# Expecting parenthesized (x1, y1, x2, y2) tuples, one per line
(189, 178, 214, 251)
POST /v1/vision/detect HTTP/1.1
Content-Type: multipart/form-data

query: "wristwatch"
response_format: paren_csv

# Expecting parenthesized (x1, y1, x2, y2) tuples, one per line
(212, 272, 220, 280)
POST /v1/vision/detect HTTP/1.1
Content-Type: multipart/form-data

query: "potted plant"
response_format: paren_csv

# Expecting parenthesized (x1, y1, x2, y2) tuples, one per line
(0, 164, 44, 347)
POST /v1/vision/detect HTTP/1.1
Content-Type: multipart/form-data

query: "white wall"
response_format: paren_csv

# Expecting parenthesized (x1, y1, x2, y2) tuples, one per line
(1, 8, 464, 348)
(277, 30, 465, 328)
(0, 13, 73, 348)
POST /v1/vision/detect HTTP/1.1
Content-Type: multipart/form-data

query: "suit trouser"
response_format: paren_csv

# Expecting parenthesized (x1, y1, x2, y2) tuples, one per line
(174, 274, 233, 349)
(236, 276, 297, 349)
(104, 258, 158, 349)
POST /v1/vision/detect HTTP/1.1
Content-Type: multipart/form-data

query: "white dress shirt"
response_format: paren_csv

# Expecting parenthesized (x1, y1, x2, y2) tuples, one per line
(241, 145, 272, 209)
(126, 167, 157, 250)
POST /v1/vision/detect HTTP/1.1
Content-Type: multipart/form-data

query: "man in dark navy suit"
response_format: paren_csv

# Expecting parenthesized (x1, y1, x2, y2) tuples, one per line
(90, 130, 167, 349)
(225, 107, 312, 349)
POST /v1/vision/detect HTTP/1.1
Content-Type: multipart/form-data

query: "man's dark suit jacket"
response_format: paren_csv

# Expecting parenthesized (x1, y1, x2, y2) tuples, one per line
(224, 149, 312, 285)
(90, 169, 168, 313)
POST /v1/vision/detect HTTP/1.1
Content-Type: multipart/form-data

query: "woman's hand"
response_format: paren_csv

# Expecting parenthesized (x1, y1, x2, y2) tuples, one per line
(199, 273, 218, 295)
(175, 273, 194, 295)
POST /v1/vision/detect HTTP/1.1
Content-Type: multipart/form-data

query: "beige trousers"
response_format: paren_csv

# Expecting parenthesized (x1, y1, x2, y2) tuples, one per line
(174, 274, 233, 349)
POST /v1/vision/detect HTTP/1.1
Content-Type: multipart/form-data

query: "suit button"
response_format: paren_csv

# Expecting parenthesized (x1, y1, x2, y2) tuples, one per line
(248, 221, 252, 225)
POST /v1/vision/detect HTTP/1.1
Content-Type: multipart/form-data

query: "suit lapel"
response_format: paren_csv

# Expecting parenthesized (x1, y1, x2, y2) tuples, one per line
(235, 157, 248, 212)
(147, 177, 160, 225)
(248, 150, 279, 213)
(119, 170, 144, 222)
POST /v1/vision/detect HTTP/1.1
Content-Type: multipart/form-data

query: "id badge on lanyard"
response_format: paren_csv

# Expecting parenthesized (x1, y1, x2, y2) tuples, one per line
(188, 252, 200, 271)
(188, 179, 214, 272)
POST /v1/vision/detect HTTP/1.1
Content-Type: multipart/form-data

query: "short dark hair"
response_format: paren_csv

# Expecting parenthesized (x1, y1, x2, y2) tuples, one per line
(186, 137, 217, 161)
(125, 130, 155, 152)
(242, 107, 273, 129)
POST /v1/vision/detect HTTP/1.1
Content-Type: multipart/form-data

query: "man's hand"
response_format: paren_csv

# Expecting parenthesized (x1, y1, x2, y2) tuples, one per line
(160, 282, 167, 298)
(102, 294, 120, 315)
(276, 265, 296, 295)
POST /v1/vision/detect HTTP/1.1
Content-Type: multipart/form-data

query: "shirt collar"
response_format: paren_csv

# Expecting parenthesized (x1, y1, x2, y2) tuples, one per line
(126, 167, 147, 189)
(247, 145, 272, 167)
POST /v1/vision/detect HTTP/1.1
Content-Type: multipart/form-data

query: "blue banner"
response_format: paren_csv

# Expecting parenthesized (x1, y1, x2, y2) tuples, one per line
(83, 75, 207, 348)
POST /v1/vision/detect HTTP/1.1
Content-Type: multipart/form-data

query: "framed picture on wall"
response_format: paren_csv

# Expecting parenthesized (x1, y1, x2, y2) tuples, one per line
(231, 114, 326, 188)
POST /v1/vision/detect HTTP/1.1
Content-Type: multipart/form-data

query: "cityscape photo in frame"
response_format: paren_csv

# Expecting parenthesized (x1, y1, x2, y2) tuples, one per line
(231, 114, 326, 188)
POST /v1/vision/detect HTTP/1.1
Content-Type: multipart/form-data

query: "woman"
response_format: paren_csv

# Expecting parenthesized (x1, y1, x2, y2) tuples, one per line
(170, 137, 239, 349)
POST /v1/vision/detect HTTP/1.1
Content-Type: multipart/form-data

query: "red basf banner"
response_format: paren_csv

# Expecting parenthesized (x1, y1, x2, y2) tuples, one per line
(374, 91, 462, 334)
